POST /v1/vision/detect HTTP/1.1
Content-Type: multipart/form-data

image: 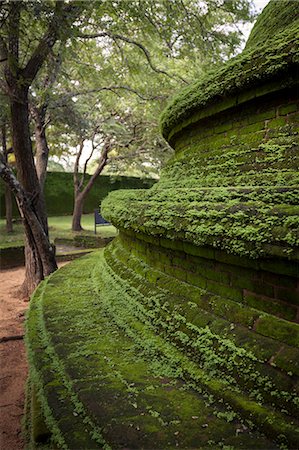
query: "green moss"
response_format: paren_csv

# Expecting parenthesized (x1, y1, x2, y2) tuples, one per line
(244, 292, 297, 321)
(31, 384, 51, 444)
(102, 183, 299, 261)
(279, 103, 298, 115)
(246, 1, 299, 49)
(255, 316, 299, 348)
(160, 13, 299, 141)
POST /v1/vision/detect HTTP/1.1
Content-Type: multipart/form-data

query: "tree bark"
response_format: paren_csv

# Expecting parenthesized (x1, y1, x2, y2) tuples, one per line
(33, 106, 50, 191)
(1, 124, 13, 232)
(72, 191, 84, 231)
(5, 184, 13, 233)
(10, 86, 57, 297)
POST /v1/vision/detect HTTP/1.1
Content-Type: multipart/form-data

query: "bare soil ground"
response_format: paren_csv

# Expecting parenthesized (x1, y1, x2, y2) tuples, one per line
(0, 264, 67, 450)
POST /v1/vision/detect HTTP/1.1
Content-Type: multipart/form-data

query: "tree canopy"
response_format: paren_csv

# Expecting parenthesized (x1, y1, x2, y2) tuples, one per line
(0, 0, 255, 294)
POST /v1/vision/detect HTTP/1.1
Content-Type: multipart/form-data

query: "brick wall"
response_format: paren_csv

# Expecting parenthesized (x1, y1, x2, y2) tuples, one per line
(118, 231, 299, 324)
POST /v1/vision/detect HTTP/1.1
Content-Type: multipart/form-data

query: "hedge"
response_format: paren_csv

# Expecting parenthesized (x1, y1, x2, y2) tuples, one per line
(0, 172, 156, 218)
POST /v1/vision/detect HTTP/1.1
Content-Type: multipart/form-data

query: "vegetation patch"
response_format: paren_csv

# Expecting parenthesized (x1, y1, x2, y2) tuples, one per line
(102, 186, 299, 260)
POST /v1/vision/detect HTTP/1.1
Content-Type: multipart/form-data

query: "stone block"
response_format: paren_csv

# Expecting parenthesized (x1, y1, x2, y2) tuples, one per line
(206, 280, 243, 302)
(186, 271, 207, 289)
(244, 291, 297, 321)
(183, 242, 215, 260)
(255, 316, 299, 348)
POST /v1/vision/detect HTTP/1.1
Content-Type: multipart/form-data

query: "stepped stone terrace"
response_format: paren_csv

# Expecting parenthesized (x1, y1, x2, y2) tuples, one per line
(26, 1, 299, 449)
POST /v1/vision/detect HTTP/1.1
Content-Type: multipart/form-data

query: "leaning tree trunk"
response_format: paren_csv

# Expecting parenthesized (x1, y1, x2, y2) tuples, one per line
(10, 87, 57, 297)
(34, 108, 50, 191)
(1, 124, 13, 232)
(5, 184, 13, 233)
(71, 144, 109, 232)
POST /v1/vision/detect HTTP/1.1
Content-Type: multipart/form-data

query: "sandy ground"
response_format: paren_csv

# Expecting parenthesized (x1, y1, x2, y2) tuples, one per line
(0, 266, 28, 450)
(0, 264, 67, 450)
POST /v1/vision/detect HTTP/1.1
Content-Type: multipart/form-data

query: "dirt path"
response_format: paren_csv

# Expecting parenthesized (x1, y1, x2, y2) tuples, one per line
(0, 264, 67, 450)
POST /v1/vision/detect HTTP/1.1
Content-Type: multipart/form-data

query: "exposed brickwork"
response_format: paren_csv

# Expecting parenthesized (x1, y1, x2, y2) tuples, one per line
(161, 88, 299, 188)
(119, 232, 299, 323)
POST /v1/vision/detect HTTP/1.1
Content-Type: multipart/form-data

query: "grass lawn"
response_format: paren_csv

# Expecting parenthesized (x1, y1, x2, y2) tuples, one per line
(0, 214, 117, 248)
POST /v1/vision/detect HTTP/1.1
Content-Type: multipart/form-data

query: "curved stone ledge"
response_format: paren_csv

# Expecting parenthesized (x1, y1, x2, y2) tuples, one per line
(102, 186, 299, 261)
(160, 6, 299, 142)
(25, 253, 299, 449)
(25, 2, 299, 448)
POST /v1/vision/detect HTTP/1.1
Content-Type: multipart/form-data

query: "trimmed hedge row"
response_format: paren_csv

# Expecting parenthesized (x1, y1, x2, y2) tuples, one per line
(0, 172, 156, 218)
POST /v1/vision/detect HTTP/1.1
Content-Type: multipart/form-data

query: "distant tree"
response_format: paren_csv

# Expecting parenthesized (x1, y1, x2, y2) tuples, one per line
(0, 112, 13, 232)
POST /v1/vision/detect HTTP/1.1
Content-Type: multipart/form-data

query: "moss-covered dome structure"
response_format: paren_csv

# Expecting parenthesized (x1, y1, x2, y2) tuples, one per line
(26, 2, 299, 449)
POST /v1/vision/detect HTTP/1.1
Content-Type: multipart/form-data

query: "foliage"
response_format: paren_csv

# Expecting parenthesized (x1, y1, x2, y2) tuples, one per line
(26, 0, 256, 175)
(0, 171, 156, 218)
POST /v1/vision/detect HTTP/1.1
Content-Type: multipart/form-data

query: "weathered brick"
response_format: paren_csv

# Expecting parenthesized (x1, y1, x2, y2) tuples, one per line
(244, 291, 297, 321)
(186, 271, 207, 289)
(262, 272, 297, 289)
(255, 316, 299, 348)
(274, 287, 299, 306)
(183, 242, 215, 260)
(160, 237, 184, 252)
(206, 280, 243, 302)
(202, 267, 230, 285)
(214, 250, 259, 270)
(247, 109, 276, 124)
(267, 117, 287, 129)
(260, 260, 299, 278)
(278, 103, 298, 116)
(232, 276, 274, 298)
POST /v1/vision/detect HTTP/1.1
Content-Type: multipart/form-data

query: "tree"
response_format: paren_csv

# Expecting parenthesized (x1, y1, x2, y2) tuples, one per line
(0, 0, 255, 295)
(41, 0, 255, 230)
(0, 96, 13, 232)
(0, 1, 85, 296)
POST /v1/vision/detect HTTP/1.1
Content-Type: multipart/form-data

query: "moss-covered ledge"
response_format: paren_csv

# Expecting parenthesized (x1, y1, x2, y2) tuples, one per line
(160, 7, 299, 142)
(25, 253, 299, 449)
(101, 187, 299, 261)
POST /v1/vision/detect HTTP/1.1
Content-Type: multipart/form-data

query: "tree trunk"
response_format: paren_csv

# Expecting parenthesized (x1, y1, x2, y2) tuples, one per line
(10, 86, 57, 297)
(72, 192, 84, 231)
(34, 108, 49, 191)
(5, 184, 13, 233)
(1, 124, 13, 232)
(71, 143, 109, 232)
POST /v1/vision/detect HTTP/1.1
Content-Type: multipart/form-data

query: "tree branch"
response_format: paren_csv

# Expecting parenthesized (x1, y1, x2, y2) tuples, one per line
(77, 30, 188, 84)
(22, 2, 82, 84)
(51, 85, 166, 106)
(79, 131, 99, 190)
(80, 142, 110, 198)
(8, 1, 20, 66)
(74, 138, 84, 194)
